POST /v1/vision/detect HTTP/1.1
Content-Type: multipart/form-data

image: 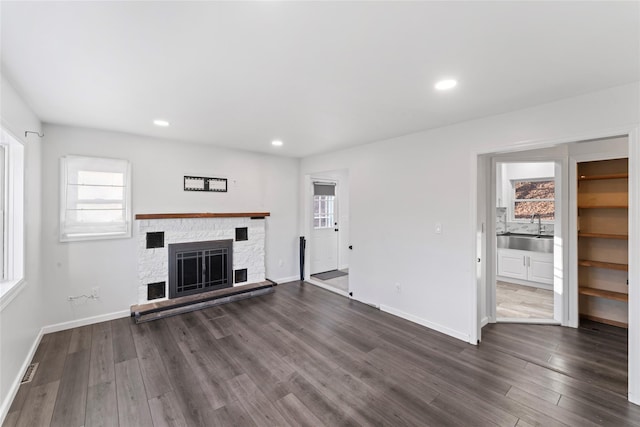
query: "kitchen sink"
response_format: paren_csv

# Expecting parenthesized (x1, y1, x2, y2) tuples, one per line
(496, 233, 554, 253)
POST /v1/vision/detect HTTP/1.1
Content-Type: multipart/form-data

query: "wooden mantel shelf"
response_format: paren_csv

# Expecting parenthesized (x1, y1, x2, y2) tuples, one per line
(135, 212, 270, 220)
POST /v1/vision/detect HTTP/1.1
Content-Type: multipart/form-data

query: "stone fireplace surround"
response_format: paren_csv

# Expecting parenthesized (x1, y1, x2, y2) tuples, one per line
(136, 213, 269, 304)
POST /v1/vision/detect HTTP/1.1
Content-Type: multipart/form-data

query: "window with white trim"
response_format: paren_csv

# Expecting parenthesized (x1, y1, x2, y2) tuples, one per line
(0, 127, 25, 304)
(60, 155, 131, 241)
(314, 195, 335, 228)
(512, 178, 555, 221)
(313, 182, 336, 229)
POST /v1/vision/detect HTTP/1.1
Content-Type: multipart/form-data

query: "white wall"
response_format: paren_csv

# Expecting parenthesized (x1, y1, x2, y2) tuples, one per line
(504, 162, 555, 181)
(300, 82, 640, 342)
(40, 124, 300, 326)
(0, 77, 43, 417)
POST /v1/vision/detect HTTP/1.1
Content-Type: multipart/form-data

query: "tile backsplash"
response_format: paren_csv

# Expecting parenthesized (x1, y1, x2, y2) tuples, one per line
(496, 207, 554, 236)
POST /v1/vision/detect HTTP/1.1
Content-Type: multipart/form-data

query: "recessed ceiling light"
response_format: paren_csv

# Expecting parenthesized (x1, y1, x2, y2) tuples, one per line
(271, 140, 283, 147)
(435, 79, 457, 91)
(153, 119, 170, 127)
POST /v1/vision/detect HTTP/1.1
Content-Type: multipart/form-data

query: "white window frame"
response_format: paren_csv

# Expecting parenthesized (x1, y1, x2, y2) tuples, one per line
(313, 195, 335, 229)
(510, 177, 555, 222)
(60, 155, 132, 242)
(0, 127, 25, 309)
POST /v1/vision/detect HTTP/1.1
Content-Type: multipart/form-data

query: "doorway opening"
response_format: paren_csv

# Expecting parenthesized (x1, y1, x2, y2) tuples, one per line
(495, 161, 556, 321)
(575, 157, 629, 328)
(305, 169, 350, 296)
(476, 134, 637, 402)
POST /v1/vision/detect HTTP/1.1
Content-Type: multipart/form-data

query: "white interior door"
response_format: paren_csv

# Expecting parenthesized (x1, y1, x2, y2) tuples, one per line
(311, 182, 339, 274)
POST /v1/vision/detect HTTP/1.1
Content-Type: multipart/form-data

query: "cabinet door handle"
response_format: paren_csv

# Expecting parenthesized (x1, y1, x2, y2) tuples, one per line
(523, 257, 526, 266)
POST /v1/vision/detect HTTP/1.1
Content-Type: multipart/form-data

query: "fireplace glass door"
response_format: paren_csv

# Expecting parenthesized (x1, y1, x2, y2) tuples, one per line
(169, 239, 233, 298)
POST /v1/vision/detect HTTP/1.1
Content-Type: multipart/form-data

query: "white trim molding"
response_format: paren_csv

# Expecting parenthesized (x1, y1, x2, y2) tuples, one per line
(628, 127, 640, 405)
(0, 279, 25, 311)
(380, 304, 470, 343)
(496, 318, 560, 325)
(41, 309, 130, 335)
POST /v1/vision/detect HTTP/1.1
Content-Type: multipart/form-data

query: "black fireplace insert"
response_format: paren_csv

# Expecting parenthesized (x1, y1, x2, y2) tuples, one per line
(168, 239, 233, 298)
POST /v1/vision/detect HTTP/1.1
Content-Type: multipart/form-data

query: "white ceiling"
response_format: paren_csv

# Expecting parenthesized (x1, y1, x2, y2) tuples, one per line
(1, 1, 639, 158)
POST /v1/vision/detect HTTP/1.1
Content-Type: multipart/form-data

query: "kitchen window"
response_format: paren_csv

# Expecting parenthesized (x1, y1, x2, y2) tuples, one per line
(512, 179, 555, 221)
(60, 155, 131, 241)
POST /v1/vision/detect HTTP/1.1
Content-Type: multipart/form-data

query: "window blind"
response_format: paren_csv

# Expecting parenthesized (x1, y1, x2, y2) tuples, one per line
(60, 155, 131, 241)
(313, 182, 335, 196)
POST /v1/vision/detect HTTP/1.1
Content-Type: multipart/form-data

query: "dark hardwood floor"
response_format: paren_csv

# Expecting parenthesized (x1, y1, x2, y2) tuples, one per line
(4, 281, 639, 426)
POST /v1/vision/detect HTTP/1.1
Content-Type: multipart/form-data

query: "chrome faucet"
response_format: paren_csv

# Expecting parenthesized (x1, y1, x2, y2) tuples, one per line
(530, 213, 542, 236)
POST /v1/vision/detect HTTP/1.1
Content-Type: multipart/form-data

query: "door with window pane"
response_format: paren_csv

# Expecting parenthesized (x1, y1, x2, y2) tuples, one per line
(311, 182, 339, 274)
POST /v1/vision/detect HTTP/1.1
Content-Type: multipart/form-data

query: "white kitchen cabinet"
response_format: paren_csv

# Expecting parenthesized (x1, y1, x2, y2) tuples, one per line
(497, 248, 553, 285)
(528, 251, 554, 284)
(497, 249, 528, 281)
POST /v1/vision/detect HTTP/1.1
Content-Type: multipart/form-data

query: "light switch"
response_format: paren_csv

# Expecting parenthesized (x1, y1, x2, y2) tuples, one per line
(435, 223, 442, 234)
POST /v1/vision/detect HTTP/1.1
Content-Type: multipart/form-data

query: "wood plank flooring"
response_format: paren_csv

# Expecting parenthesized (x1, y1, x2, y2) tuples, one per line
(4, 281, 638, 427)
(497, 281, 554, 319)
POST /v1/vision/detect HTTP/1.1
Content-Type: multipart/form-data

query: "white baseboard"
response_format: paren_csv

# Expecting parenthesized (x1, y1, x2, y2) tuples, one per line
(351, 295, 379, 309)
(269, 275, 300, 285)
(496, 317, 560, 325)
(481, 316, 490, 327)
(0, 328, 43, 425)
(379, 304, 470, 343)
(41, 310, 131, 334)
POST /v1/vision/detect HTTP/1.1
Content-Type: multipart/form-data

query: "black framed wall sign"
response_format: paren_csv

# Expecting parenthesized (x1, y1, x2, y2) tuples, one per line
(184, 176, 228, 192)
